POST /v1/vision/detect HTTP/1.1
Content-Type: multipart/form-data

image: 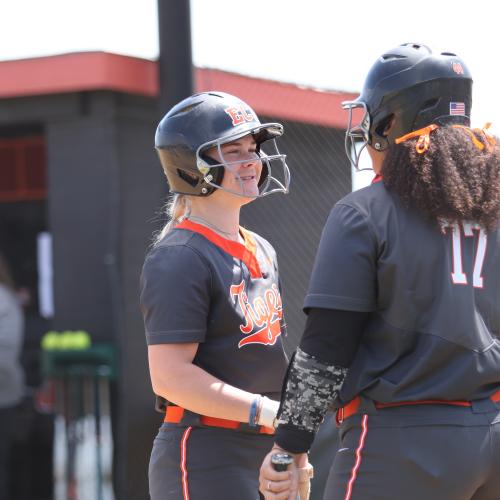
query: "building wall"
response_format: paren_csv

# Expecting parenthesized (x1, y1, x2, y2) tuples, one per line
(114, 96, 166, 499)
(0, 90, 162, 499)
(46, 95, 117, 337)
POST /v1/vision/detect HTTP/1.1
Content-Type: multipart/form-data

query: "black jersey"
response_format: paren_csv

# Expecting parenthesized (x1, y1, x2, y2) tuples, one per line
(305, 180, 500, 404)
(140, 220, 288, 401)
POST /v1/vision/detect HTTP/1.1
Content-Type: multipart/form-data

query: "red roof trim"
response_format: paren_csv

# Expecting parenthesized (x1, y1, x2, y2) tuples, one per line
(0, 52, 356, 128)
(0, 52, 159, 98)
(195, 68, 356, 128)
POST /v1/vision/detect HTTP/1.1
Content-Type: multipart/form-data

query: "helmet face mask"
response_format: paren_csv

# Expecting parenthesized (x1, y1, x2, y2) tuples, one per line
(342, 100, 373, 171)
(155, 92, 290, 198)
(343, 43, 473, 170)
(196, 130, 290, 198)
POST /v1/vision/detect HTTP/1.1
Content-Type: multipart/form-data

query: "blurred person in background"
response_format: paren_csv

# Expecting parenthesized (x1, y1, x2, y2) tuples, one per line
(0, 252, 25, 500)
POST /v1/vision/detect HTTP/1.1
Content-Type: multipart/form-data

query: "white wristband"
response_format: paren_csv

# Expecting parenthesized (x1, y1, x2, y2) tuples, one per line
(257, 396, 280, 429)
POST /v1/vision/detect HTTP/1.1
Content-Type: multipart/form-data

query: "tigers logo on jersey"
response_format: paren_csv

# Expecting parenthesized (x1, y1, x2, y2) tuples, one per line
(230, 280, 283, 348)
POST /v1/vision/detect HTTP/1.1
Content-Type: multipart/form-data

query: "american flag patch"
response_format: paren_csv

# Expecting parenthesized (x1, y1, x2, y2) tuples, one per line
(450, 102, 465, 115)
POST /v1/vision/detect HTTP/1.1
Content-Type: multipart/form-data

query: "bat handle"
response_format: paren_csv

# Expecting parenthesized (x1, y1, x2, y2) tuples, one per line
(271, 452, 293, 472)
(271, 453, 301, 499)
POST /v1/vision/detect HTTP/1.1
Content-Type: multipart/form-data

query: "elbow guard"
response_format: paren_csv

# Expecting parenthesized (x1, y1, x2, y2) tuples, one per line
(276, 347, 347, 433)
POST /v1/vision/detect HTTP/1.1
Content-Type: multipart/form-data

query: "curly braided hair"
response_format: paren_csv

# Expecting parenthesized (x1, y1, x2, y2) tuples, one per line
(382, 125, 500, 232)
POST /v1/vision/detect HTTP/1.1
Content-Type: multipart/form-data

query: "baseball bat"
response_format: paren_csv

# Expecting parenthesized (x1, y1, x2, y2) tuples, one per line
(98, 371, 115, 500)
(53, 378, 67, 500)
(76, 374, 97, 500)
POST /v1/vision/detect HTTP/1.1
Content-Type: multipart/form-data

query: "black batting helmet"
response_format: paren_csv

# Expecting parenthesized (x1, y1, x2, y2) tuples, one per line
(342, 43, 473, 169)
(155, 91, 289, 197)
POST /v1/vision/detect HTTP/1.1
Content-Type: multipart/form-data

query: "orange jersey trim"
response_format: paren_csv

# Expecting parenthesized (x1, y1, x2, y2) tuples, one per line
(176, 219, 263, 278)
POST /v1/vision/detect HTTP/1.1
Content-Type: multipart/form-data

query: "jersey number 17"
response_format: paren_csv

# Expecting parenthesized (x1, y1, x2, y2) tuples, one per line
(441, 221, 487, 289)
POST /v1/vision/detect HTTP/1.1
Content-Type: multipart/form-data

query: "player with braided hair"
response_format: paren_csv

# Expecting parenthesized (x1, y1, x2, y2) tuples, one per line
(259, 43, 500, 500)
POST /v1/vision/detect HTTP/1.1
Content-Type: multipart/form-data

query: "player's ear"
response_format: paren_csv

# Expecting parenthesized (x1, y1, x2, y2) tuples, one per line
(375, 115, 395, 138)
(383, 115, 395, 137)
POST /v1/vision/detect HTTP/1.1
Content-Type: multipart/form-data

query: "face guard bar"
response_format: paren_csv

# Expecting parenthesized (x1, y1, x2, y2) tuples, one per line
(342, 100, 373, 171)
(196, 126, 290, 198)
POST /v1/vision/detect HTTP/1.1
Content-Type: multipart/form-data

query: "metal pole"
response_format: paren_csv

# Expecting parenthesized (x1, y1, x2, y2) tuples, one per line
(157, 0, 194, 113)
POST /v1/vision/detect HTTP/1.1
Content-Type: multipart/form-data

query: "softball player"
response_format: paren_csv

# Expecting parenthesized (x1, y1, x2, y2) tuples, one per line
(140, 91, 295, 499)
(259, 43, 500, 500)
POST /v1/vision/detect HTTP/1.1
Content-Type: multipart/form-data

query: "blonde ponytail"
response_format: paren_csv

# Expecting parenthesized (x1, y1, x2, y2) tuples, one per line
(154, 194, 190, 245)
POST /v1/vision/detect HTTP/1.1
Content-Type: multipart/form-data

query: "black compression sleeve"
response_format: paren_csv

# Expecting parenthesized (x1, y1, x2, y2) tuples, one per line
(299, 308, 370, 367)
(275, 424, 315, 454)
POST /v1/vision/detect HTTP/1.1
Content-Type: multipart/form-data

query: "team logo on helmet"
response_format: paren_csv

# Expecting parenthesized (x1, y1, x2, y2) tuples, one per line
(230, 280, 283, 348)
(224, 105, 256, 126)
(452, 62, 465, 75)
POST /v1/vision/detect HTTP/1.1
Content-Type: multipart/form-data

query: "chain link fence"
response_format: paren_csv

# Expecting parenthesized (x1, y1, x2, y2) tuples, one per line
(241, 116, 351, 353)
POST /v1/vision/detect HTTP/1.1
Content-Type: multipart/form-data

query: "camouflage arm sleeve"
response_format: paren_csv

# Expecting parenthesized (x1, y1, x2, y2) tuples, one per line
(276, 347, 348, 433)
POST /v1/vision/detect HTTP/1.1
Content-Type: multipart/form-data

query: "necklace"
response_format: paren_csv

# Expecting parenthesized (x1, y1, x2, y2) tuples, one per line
(187, 215, 241, 241)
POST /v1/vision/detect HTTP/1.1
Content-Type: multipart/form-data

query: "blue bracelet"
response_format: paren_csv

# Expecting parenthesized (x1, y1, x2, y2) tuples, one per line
(249, 397, 259, 427)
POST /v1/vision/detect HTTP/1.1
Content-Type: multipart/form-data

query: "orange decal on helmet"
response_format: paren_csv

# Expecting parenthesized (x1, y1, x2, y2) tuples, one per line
(224, 105, 256, 126)
(452, 62, 465, 75)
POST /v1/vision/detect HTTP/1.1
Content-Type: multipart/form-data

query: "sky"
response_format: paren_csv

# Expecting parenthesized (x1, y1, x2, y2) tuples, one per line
(0, 0, 499, 129)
